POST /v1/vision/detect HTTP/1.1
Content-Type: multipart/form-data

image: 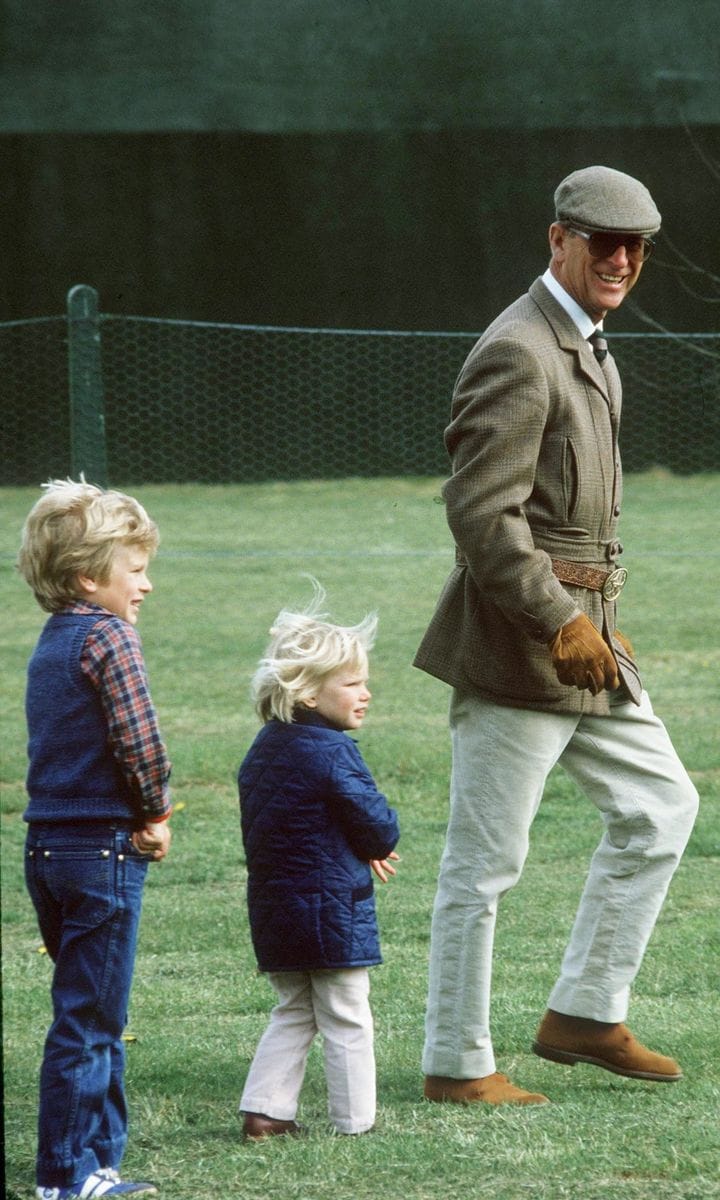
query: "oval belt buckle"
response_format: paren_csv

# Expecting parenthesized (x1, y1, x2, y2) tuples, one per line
(602, 566, 627, 601)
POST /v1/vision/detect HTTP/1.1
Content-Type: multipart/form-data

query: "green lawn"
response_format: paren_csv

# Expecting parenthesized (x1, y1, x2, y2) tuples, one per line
(2, 474, 719, 1200)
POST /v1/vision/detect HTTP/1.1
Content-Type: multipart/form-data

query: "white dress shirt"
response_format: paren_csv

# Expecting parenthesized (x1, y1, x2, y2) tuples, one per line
(542, 267, 602, 339)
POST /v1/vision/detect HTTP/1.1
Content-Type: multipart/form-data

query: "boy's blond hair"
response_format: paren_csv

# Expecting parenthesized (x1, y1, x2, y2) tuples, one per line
(18, 478, 159, 612)
(253, 582, 377, 723)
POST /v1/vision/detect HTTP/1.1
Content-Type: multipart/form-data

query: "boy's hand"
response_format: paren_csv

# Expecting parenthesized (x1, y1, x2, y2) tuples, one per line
(370, 850, 400, 883)
(132, 821, 171, 861)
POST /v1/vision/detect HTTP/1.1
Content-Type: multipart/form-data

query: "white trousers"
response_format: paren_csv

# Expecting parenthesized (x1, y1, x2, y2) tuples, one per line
(240, 967, 375, 1134)
(423, 688, 699, 1080)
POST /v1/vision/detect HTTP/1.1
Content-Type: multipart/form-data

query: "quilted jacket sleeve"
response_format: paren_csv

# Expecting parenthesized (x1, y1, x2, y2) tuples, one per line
(325, 739, 399, 863)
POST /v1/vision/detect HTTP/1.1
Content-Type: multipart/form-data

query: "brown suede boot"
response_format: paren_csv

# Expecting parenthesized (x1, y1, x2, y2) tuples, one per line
(532, 1010, 682, 1082)
(424, 1072, 549, 1105)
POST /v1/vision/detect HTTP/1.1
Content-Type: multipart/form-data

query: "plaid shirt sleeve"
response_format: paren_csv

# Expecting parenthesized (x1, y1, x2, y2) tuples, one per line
(81, 615, 172, 822)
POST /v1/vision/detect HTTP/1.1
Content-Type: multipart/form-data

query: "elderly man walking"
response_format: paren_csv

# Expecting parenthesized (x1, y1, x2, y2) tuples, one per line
(415, 165, 699, 1106)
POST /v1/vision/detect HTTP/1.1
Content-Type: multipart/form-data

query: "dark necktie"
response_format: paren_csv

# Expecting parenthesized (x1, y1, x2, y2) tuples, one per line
(589, 330, 608, 364)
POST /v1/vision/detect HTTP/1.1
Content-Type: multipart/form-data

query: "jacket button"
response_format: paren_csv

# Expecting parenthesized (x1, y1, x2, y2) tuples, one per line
(102, 849, 111, 858)
(613, 505, 621, 516)
(44, 850, 51, 858)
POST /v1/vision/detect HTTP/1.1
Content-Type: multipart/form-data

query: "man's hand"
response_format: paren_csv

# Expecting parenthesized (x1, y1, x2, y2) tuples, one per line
(370, 851, 401, 883)
(132, 821, 172, 861)
(548, 613, 619, 695)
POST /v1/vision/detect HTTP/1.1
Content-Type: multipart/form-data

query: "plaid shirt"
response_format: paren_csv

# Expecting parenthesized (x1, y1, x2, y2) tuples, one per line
(73, 602, 172, 822)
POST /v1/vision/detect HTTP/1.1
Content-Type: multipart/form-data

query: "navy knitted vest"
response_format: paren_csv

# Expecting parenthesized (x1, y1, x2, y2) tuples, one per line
(24, 611, 136, 824)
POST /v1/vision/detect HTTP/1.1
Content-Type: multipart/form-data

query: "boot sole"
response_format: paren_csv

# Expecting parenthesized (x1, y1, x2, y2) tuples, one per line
(532, 1040, 682, 1082)
(424, 1085, 550, 1105)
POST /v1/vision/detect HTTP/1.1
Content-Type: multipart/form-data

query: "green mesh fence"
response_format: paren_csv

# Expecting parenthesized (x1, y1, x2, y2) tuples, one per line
(2, 287, 719, 486)
(2, 317, 70, 485)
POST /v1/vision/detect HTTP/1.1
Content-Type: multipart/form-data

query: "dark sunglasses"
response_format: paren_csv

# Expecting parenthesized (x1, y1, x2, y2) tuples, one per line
(568, 226, 655, 261)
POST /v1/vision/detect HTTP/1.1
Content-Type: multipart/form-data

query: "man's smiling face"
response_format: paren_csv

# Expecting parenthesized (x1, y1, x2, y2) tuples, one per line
(549, 222, 644, 322)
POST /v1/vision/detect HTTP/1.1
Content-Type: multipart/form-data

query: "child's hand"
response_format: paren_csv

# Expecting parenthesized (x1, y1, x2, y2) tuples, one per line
(132, 822, 172, 861)
(370, 850, 400, 883)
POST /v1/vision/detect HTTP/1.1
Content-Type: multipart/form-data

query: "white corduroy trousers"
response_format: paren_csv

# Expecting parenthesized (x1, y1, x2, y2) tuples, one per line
(422, 688, 699, 1080)
(240, 967, 375, 1134)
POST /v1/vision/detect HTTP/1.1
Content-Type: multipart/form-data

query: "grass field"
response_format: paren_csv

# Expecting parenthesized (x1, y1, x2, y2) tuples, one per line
(1, 474, 719, 1200)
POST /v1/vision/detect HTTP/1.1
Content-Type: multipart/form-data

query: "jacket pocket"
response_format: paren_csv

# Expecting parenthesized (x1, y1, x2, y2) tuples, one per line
(249, 885, 324, 969)
(348, 884, 380, 963)
(320, 883, 378, 965)
(352, 882, 373, 903)
(561, 436, 581, 521)
(536, 433, 581, 524)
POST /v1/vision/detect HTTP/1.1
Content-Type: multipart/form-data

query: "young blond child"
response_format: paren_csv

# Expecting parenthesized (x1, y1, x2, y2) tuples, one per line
(238, 586, 400, 1139)
(18, 479, 171, 1200)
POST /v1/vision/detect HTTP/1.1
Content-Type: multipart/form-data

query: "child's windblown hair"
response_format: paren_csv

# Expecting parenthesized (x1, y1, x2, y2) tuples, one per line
(252, 581, 377, 723)
(17, 477, 159, 612)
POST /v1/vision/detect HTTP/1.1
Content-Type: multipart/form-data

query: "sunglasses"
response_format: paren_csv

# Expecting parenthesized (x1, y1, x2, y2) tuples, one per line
(567, 226, 655, 261)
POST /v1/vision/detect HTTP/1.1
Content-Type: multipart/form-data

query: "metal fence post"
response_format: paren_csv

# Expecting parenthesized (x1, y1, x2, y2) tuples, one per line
(67, 284, 108, 486)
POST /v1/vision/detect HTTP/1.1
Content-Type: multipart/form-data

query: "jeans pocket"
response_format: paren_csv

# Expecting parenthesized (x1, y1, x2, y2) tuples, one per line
(34, 844, 118, 926)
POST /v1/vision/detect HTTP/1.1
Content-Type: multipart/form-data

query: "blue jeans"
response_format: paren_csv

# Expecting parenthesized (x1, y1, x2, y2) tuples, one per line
(25, 823, 150, 1189)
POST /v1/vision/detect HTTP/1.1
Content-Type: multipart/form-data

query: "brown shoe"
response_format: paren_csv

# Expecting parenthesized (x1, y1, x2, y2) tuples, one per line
(242, 1111, 306, 1140)
(424, 1072, 549, 1105)
(532, 1009, 682, 1082)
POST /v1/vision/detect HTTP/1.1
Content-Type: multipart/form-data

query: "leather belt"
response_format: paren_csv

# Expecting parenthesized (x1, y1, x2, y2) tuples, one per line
(551, 558, 628, 601)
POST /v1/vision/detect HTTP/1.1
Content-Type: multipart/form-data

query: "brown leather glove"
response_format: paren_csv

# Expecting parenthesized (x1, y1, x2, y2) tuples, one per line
(548, 613, 620, 695)
(613, 628, 635, 659)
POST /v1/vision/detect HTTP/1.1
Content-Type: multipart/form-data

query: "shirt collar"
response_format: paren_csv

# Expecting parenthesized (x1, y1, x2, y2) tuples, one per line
(541, 268, 602, 340)
(59, 601, 114, 618)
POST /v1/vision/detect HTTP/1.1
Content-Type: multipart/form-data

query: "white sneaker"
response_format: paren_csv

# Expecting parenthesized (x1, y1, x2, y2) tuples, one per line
(35, 1170, 158, 1198)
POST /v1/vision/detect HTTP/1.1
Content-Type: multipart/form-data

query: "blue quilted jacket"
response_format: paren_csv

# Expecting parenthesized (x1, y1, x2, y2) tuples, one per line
(239, 710, 400, 972)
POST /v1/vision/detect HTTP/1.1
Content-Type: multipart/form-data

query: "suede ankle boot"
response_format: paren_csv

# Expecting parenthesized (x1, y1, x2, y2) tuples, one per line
(532, 1009, 682, 1081)
(424, 1072, 549, 1105)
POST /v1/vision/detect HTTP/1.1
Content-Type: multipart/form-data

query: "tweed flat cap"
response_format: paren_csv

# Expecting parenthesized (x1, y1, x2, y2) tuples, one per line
(555, 165, 661, 234)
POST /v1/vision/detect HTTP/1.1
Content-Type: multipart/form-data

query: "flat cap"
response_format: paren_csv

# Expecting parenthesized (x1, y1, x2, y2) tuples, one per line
(555, 165, 661, 234)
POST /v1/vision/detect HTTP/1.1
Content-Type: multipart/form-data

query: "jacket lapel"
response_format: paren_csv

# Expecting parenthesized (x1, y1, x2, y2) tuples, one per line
(529, 278, 620, 413)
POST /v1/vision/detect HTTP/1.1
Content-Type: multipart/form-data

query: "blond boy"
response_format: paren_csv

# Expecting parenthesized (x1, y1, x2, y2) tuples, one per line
(18, 479, 171, 1200)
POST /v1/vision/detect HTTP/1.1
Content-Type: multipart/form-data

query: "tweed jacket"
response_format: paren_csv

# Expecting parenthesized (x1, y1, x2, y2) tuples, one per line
(414, 277, 641, 715)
